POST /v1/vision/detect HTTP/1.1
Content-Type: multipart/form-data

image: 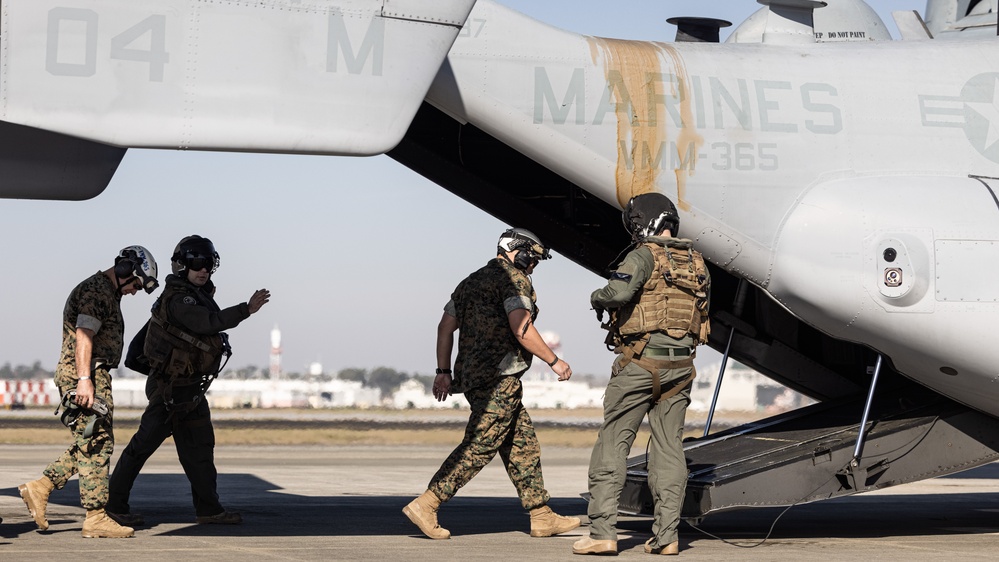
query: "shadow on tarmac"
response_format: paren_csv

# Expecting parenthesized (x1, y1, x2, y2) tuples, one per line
(2, 475, 589, 538)
(4, 468, 999, 543)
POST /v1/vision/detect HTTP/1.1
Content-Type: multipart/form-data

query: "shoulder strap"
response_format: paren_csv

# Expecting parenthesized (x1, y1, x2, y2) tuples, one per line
(149, 315, 214, 354)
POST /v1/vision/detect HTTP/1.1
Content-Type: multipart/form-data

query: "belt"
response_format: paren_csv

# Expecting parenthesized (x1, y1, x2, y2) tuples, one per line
(643, 347, 691, 358)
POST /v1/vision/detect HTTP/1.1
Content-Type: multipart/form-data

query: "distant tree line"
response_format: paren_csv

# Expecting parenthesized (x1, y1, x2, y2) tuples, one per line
(337, 367, 434, 398)
(7, 359, 602, 393)
(0, 362, 54, 380)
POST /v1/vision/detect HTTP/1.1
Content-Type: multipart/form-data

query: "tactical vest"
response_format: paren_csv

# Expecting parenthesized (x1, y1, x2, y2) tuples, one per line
(616, 241, 711, 344)
(143, 285, 227, 384)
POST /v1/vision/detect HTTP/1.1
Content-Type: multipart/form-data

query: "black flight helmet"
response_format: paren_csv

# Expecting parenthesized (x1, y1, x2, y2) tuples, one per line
(171, 235, 220, 275)
(623, 193, 680, 243)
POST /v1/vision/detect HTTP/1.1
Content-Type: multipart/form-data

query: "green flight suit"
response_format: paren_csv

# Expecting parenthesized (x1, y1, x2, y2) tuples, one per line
(587, 236, 708, 549)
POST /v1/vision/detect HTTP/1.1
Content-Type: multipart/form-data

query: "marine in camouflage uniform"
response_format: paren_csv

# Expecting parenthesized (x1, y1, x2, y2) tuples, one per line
(403, 228, 580, 540)
(19, 246, 158, 538)
(574, 194, 710, 556)
(46, 272, 123, 509)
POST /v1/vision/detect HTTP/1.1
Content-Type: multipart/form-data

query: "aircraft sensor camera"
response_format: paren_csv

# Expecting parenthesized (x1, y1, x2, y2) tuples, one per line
(883, 248, 897, 262)
(884, 268, 903, 287)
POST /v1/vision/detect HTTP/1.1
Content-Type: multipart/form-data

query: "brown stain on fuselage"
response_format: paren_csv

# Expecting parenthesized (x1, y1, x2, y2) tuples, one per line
(587, 37, 701, 210)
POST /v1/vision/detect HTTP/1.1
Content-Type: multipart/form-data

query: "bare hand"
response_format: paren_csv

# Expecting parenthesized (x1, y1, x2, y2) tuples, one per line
(75, 378, 95, 408)
(248, 289, 270, 314)
(551, 359, 572, 381)
(432, 373, 452, 401)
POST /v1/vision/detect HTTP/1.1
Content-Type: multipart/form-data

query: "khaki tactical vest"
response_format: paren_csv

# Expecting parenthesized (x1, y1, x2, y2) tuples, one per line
(143, 285, 227, 385)
(616, 242, 711, 344)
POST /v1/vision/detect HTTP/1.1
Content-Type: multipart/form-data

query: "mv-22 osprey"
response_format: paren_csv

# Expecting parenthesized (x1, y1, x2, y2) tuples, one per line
(1, 0, 998, 520)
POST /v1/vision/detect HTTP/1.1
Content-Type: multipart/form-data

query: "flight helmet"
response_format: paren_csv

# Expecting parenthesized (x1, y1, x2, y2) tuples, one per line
(114, 245, 159, 293)
(623, 193, 680, 242)
(171, 235, 220, 275)
(497, 228, 551, 270)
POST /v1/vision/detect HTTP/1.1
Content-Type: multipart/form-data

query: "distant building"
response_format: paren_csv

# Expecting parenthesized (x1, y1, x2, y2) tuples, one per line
(392, 379, 470, 410)
(208, 378, 379, 408)
(98, 359, 809, 412)
(689, 361, 811, 412)
(111, 376, 380, 409)
(0, 380, 59, 407)
(522, 379, 605, 409)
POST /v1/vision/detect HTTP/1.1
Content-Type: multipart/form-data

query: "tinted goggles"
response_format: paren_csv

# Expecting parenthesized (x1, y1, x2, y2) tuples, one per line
(186, 255, 216, 272)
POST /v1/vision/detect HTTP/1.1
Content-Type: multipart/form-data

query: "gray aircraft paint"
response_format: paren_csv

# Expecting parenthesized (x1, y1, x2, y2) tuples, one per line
(2, 0, 476, 154)
(533, 67, 843, 135)
(920, 73, 999, 164)
(427, 1, 999, 418)
(327, 11, 385, 76)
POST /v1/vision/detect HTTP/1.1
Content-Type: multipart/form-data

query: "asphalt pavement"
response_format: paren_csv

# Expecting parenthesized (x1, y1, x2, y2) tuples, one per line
(2, 444, 999, 561)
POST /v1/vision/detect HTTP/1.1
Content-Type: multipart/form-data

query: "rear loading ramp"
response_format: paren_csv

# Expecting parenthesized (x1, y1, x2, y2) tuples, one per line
(619, 386, 999, 520)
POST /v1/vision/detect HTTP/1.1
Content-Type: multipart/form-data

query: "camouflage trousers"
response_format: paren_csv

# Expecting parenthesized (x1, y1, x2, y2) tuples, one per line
(586, 351, 691, 546)
(43, 368, 115, 510)
(429, 375, 550, 510)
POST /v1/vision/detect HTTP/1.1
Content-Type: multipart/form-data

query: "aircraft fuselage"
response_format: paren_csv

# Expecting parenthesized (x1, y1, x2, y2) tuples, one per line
(429, 2, 999, 417)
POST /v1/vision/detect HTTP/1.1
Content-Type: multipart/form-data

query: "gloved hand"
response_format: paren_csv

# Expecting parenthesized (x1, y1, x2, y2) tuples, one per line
(593, 306, 604, 322)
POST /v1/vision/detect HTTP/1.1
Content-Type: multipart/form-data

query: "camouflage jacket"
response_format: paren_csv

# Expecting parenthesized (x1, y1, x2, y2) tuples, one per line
(57, 271, 124, 381)
(447, 258, 538, 393)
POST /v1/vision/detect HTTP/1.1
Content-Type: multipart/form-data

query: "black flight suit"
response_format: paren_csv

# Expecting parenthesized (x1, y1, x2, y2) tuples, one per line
(108, 274, 250, 518)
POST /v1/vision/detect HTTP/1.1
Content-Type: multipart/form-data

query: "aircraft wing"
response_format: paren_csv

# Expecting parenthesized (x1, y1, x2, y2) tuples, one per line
(0, 0, 475, 199)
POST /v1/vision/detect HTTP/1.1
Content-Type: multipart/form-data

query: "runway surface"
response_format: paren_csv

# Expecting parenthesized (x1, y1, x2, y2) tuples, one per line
(2, 444, 999, 560)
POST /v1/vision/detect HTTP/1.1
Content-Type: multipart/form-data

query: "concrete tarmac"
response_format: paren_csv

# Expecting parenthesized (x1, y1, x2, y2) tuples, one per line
(2, 444, 999, 561)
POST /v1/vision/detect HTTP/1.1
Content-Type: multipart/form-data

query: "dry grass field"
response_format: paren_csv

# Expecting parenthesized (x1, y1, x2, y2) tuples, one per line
(0, 407, 763, 447)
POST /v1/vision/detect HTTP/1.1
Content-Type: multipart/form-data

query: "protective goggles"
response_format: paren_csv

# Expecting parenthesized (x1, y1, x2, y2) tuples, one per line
(185, 254, 218, 273)
(526, 242, 551, 261)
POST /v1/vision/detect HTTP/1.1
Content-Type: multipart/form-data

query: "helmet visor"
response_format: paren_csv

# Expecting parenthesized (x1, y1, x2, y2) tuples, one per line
(186, 255, 218, 273)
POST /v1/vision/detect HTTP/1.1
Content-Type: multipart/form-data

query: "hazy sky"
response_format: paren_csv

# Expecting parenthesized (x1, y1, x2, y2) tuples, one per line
(0, 0, 924, 378)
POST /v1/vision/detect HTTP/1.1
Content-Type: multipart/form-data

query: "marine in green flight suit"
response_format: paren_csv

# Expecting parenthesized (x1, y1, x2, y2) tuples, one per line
(574, 193, 711, 557)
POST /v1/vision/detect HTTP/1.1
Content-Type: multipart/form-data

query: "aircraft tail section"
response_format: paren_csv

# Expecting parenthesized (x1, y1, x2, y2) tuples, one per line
(0, 0, 475, 158)
(923, 0, 997, 38)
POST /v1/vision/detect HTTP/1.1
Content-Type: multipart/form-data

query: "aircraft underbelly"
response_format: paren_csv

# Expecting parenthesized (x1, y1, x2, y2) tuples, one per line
(0, 119, 125, 200)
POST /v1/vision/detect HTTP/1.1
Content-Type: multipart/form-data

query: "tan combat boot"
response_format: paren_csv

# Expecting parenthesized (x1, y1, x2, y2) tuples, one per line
(530, 505, 581, 537)
(572, 537, 618, 555)
(645, 537, 679, 555)
(402, 490, 450, 539)
(18, 476, 55, 531)
(645, 537, 680, 556)
(82, 509, 134, 538)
